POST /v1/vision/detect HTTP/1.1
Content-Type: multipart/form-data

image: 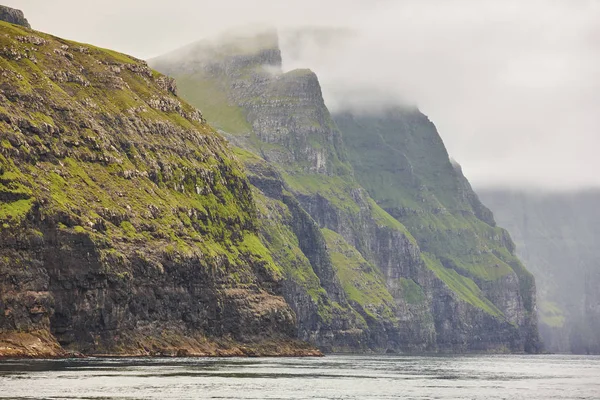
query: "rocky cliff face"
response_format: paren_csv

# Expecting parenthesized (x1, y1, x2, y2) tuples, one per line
(151, 31, 540, 353)
(333, 110, 540, 352)
(478, 189, 600, 354)
(0, 5, 30, 28)
(0, 12, 541, 356)
(0, 20, 317, 357)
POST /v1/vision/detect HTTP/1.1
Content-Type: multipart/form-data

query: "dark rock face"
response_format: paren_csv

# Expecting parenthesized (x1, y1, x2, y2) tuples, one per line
(0, 6, 30, 28)
(241, 155, 375, 352)
(151, 31, 541, 353)
(0, 24, 318, 357)
(3, 225, 295, 353)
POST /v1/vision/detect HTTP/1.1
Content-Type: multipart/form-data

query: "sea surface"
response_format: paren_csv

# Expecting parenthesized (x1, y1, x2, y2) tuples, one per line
(0, 354, 599, 399)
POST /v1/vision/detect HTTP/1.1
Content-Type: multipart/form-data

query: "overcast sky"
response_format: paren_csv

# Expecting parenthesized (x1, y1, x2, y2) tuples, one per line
(7, 0, 600, 190)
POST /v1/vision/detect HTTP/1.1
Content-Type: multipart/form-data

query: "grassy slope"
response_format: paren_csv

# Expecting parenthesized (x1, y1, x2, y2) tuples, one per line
(332, 110, 539, 321)
(334, 112, 531, 276)
(174, 74, 252, 134)
(237, 147, 368, 331)
(321, 228, 396, 322)
(152, 42, 519, 319)
(0, 20, 280, 288)
(423, 253, 503, 317)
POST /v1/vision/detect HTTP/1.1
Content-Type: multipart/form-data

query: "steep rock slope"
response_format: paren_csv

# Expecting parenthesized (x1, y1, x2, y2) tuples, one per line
(333, 110, 540, 352)
(153, 33, 437, 352)
(0, 5, 30, 28)
(0, 20, 317, 357)
(151, 31, 540, 352)
(478, 189, 600, 354)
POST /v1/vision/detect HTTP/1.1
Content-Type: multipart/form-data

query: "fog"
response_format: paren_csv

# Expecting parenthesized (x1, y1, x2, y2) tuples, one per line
(7, 0, 600, 189)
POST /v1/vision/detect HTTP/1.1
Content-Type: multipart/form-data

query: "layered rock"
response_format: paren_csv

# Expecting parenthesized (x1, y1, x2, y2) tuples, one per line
(334, 109, 540, 352)
(0, 20, 317, 357)
(151, 31, 540, 353)
(0, 11, 542, 355)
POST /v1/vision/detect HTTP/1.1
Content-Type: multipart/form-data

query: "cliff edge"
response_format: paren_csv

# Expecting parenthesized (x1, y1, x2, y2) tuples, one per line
(0, 18, 318, 358)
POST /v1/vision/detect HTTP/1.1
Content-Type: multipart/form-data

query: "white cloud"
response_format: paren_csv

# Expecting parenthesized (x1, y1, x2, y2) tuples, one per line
(6, 0, 600, 189)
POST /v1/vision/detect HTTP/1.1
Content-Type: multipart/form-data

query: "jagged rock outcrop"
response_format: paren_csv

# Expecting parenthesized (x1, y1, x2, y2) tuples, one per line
(479, 189, 600, 354)
(151, 30, 541, 353)
(0, 22, 319, 357)
(0, 5, 30, 28)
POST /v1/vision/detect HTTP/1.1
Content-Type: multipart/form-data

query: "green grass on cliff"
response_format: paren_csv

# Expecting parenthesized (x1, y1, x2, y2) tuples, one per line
(0, 198, 33, 223)
(400, 211, 515, 281)
(173, 74, 252, 134)
(539, 301, 566, 328)
(0, 153, 34, 225)
(0, 21, 280, 286)
(239, 233, 283, 277)
(322, 228, 396, 320)
(232, 147, 262, 163)
(237, 148, 373, 330)
(333, 109, 536, 324)
(252, 191, 339, 321)
(423, 253, 504, 317)
(368, 198, 416, 244)
(398, 278, 426, 305)
(283, 173, 362, 214)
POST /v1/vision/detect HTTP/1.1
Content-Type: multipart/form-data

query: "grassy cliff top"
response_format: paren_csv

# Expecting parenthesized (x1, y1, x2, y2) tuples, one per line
(0, 20, 280, 279)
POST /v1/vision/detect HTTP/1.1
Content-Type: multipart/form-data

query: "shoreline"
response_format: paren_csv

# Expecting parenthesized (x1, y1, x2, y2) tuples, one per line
(0, 331, 323, 360)
(0, 350, 325, 361)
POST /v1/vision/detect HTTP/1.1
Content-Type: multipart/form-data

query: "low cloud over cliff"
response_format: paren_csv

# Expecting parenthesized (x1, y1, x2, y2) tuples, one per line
(10, 0, 599, 189)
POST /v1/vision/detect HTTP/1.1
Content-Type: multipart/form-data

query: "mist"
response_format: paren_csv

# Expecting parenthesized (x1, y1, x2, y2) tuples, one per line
(7, 0, 600, 189)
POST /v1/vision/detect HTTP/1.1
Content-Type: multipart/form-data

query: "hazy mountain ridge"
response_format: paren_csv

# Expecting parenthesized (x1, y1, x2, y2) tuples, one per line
(478, 189, 600, 354)
(151, 31, 540, 353)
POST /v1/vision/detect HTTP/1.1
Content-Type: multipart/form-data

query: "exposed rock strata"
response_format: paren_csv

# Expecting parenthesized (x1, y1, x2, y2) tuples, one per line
(0, 21, 318, 357)
(151, 31, 541, 353)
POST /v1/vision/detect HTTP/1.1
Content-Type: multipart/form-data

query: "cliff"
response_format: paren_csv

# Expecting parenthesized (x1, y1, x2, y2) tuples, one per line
(151, 31, 541, 353)
(333, 110, 540, 352)
(0, 5, 30, 28)
(0, 20, 318, 357)
(478, 189, 600, 354)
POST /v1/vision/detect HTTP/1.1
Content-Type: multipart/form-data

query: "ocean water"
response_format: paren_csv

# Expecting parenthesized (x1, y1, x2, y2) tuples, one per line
(0, 354, 599, 399)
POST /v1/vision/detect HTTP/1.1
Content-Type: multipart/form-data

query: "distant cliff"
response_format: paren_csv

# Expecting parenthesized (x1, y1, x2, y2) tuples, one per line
(151, 31, 541, 353)
(479, 189, 600, 354)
